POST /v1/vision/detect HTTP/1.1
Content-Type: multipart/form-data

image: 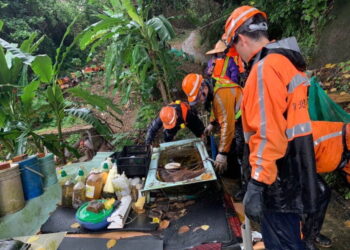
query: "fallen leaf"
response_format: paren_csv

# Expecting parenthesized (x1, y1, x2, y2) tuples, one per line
(27, 235, 40, 243)
(201, 173, 213, 180)
(179, 209, 187, 217)
(345, 220, 350, 228)
(106, 239, 117, 249)
(184, 200, 195, 207)
(324, 63, 336, 69)
(178, 225, 190, 234)
(343, 74, 350, 79)
(193, 225, 210, 232)
(323, 82, 331, 87)
(70, 222, 81, 229)
(152, 217, 160, 224)
(159, 220, 170, 230)
(171, 202, 185, 209)
(330, 88, 337, 92)
(340, 91, 347, 96)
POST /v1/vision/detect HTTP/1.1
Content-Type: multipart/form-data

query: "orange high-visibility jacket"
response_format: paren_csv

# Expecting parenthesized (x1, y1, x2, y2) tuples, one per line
(312, 121, 350, 182)
(242, 37, 318, 213)
(242, 53, 312, 184)
(211, 78, 242, 153)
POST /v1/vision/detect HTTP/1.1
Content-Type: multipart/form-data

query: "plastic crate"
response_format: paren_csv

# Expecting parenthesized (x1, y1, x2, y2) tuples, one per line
(110, 145, 151, 177)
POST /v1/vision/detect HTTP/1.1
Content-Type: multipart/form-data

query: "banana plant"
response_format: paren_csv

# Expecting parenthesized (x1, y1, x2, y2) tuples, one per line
(0, 20, 123, 162)
(28, 19, 123, 163)
(79, 0, 177, 104)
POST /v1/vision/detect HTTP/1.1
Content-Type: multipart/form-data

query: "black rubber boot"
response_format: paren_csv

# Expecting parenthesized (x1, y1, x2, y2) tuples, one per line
(315, 234, 332, 248)
(304, 240, 319, 250)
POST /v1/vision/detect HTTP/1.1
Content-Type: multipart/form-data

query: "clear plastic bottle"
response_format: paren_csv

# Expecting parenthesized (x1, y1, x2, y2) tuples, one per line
(85, 169, 103, 201)
(112, 172, 131, 200)
(72, 169, 86, 209)
(60, 170, 74, 207)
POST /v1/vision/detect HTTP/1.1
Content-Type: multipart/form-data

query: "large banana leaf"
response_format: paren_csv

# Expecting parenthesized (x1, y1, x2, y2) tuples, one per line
(65, 108, 113, 139)
(31, 55, 53, 83)
(146, 15, 175, 42)
(121, 0, 144, 26)
(0, 46, 10, 84)
(67, 87, 123, 124)
(21, 80, 40, 107)
(0, 38, 35, 65)
(79, 18, 124, 50)
(46, 84, 66, 120)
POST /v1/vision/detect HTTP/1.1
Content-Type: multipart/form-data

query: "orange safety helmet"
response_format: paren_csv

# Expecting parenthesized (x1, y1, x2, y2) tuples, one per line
(160, 106, 177, 129)
(182, 73, 203, 104)
(224, 5, 267, 44)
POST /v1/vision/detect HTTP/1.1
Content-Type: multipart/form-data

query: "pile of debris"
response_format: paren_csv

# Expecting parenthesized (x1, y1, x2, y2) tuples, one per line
(313, 60, 350, 112)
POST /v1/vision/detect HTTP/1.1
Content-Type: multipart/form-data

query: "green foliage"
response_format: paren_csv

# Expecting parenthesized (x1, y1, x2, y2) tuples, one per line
(324, 172, 350, 200)
(79, 0, 183, 104)
(134, 102, 162, 130)
(0, 21, 122, 161)
(111, 132, 135, 151)
(0, 0, 108, 73)
(241, 0, 330, 59)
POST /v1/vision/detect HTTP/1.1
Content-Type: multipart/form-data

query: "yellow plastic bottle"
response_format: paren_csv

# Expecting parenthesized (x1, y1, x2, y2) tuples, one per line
(72, 169, 86, 209)
(85, 169, 103, 201)
(100, 163, 109, 185)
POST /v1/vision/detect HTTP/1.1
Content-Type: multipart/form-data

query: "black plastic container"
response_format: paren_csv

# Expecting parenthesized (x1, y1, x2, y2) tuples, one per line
(110, 145, 151, 177)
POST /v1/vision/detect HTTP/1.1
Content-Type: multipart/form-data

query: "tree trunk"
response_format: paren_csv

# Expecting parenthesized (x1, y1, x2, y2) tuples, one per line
(57, 119, 67, 164)
(157, 79, 169, 103)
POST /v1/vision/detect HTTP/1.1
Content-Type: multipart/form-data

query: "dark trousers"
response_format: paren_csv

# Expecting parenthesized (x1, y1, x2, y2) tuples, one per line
(302, 175, 331, 242)
(262, 211, 306, 250)
(226, 120, 245, 179)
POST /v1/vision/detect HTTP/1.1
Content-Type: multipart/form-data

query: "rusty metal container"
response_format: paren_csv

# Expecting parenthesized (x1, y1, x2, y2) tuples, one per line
(0, 164, 25, 216)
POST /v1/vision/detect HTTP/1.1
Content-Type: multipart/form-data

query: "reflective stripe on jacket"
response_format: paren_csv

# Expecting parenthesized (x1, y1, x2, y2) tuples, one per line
(312, 121, 350, 181)
(242, 37, 318, 213)
(211, 77, 242, 153)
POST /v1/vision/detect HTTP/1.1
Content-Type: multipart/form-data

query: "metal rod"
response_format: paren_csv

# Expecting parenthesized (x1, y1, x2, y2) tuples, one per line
(241, 215, 253, 250)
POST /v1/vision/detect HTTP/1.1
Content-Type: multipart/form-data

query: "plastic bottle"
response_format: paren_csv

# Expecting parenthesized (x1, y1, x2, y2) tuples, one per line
(61, 171, 74, 207)
(102, 164, 117, 198)
(85, 169, 103, 201)
(112, 172, 131, 200)
(74, 167, 86, 183)
(100, 163, 109, 185)
(101, 157, 113, 170)
(58, 170, 69, 185)
(72, 169, 86, 209)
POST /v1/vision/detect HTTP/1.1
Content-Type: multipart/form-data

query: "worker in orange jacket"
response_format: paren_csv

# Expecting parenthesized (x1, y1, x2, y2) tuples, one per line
(145, 101, 205, 145)
(223, 6, 318, 249)
(182, 73, 243, 175)
(303, 121, 350, 249)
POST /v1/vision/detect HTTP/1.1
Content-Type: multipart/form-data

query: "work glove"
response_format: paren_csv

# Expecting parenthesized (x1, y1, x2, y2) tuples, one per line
(214, 153, 227, 174)
(243, 179, 266, 224)
(204, 124, 214, 136)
